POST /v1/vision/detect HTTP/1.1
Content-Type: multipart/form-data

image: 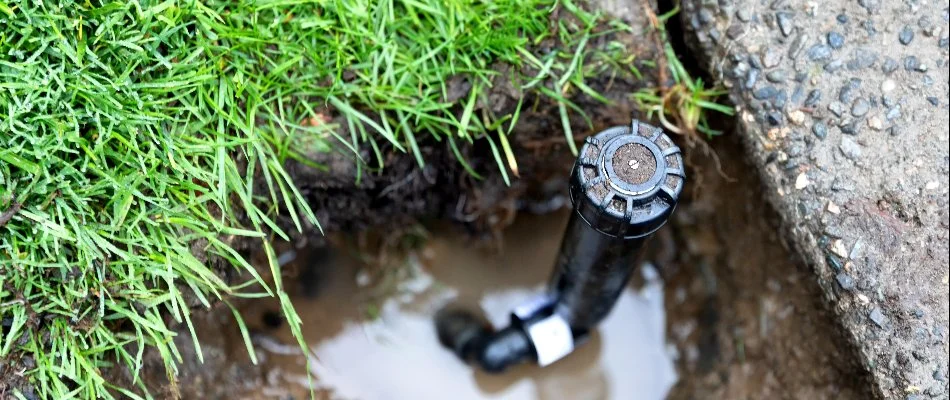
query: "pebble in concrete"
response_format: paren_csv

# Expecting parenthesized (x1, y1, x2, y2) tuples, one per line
(870, 307, 887, 328)
(899, 25, 915, 45)
(852, 98, 871, 117)
(904, 56, 920, 71)
(882, 57, 899, 74)
(766, 70, 786, 83)
(805, 89, 821, 106)
(776, 12, 795, 36)
(827, 32, 845, 49)
(836, 273, 855, 290)
(847, 48, 878, 70)
(840, 137, 862, 160)
(813, 121, 828, 138)
(807, 44, 832, 61)
(762, 47, 783, 68)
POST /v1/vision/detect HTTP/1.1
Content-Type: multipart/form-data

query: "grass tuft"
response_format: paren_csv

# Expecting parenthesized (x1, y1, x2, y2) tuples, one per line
(633, 5, 734, 139)
(1, 0, 634, 398)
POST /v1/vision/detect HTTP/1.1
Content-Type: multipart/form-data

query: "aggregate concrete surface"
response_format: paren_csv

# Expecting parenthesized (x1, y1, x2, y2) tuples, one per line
(679, 0, 949, 398)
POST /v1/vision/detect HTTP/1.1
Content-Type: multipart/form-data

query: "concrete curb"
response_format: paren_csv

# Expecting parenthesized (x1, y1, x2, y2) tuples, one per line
(680, 0, 949, 398)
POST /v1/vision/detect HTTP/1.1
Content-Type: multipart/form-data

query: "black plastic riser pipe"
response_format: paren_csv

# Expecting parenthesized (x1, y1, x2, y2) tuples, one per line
(436, 119, 685, 373)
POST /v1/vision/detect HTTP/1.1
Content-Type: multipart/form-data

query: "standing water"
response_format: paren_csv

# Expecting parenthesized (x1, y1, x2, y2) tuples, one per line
(232, 210, 676, 400)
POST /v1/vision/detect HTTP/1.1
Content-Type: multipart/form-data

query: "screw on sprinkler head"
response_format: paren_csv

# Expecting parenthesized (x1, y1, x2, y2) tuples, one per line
(435, 119, 684, 373)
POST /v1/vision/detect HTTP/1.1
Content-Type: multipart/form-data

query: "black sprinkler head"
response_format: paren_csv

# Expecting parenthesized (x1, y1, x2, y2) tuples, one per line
(571, 118, 684, 239)
(435, 119, 684, 373)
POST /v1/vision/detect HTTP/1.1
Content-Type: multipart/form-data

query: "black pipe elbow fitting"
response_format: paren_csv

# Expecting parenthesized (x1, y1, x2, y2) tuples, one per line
(436, 119, 684, 373)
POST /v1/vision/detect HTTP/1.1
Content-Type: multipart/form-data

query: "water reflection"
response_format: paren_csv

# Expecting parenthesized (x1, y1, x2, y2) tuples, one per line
(249, 212, 676, 400)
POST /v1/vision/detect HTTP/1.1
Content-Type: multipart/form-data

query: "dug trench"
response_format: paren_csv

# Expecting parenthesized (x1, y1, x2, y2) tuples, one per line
(8, 4, 871, 400)
(109, 126, 873, 400)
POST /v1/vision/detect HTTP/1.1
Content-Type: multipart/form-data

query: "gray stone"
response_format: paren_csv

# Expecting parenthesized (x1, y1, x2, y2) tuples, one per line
(918, 16, 935, 35)
(827, 32, 845, 49)
(824, 60, 844, 72)
(762, 47, 783, 68)
(788, 33, 808, 59)
(766, 70, 786, 83)
(787, 143, 804, 157)
(899, 25, 915, 45)
(774, 89, 788, 108)
(813, 121, 827, 138)
(839, 85, 856, 103)
(767, 111, 783, 126)
(841, 120, 859, 135)
(927, 97, 939, 106)
(882, 96, 896, 108)
(882, 57, 899, 74)
(698, 8, 715, 25)
(745, 68, 759, 88)
(776, 11, 795, 36)
(847, 48, 878, 70)
(836, 13, 848, 24)
(791, 86, 804, 104)
(737, 9, 752, 22)
(861, 19, 876, 36)
(805, 90, 821, 106)
(886, 106, 901, 120)
(829, 102, 846, 117)
(852, 99, 871, 117)
(731, 61, 749, 79)
(869, 307, 887, 328)
(904, 56, 920, 71)
(750, 54, 764, 69)
(840, 137, 862, 160)
(836, 273, 855, 290)
(858, 0, 880, 13)
(807, 44, 832, 61)
(754, 86, 779, 100)
(727, 24, 745, 39)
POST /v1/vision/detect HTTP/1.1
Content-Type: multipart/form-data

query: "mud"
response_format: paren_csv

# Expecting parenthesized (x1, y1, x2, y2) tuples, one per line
(151, 212, 676, 400)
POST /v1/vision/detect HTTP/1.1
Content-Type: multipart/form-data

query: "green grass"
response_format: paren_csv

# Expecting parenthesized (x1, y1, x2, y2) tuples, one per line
(0, 0, 637, 398)
(633, 5, 734, 139)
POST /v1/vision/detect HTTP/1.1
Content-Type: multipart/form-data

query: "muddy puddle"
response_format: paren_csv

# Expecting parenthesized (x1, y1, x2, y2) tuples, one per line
(149, 135, 866, 400)
(222, 210, 676, 400)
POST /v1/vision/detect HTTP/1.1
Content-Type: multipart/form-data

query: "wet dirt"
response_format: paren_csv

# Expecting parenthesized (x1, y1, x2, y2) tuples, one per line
(198, 211, 676, 400)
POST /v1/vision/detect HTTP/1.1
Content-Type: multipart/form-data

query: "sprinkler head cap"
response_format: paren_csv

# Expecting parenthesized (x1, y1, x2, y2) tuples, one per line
(570, 119, 684, 239)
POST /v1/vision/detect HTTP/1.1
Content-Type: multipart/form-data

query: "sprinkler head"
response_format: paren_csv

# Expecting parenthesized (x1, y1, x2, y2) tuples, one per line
(435, 119, 684, 374)
(571, 119, 684, 239)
